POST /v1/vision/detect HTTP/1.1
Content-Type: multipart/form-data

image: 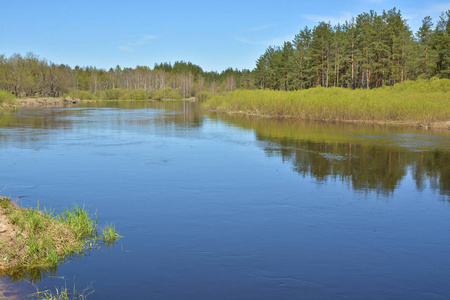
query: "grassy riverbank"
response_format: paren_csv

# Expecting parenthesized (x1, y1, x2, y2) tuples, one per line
(0, 89, 16, 109)
(16, 97, 81, 107)
(0, 196, 120, 271)
(204, 79, 450, 128)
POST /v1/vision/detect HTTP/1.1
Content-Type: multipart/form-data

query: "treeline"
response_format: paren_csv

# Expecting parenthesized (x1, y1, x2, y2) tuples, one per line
(0, 54, 253, 99)
(0, 7, 449, 99)
(254, 8, 450, 90)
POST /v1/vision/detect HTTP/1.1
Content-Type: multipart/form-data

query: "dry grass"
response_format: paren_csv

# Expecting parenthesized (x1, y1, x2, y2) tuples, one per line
(204, 78, 450, 127)
(0, 197, 96, 269)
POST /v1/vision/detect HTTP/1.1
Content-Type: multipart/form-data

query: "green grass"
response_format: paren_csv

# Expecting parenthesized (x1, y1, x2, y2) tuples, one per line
(204, 78, 450, 125)
(101, 222, 122, 244)
(31, 282, 94, 300)
(55, 205, 97, 240)
(0, 197, 122, 271)
(0, 89, 16, 108)
(0, 197, 95, 268)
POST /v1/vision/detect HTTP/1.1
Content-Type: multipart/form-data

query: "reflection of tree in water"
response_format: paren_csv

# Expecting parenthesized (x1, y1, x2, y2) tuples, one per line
(411, 150, 450, 196)
(0, 101, 204, 144)
(83, 100, 204, 128)
(215, 114, 450, 196)
(3, 264, 58, 283)
(262, 138, 407, 194)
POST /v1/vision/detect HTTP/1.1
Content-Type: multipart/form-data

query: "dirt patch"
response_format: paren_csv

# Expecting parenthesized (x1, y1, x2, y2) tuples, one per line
(16, 97, 81, 107)
(0, 202, 19, 271)
(0, 197, 31, 270)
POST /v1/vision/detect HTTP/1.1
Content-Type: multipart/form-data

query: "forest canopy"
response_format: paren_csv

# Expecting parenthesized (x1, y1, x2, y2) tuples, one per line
(0, 8, 448, 99)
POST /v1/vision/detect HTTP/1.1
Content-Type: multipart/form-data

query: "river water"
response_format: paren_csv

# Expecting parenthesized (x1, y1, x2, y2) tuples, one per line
(0, 101, 449, 299)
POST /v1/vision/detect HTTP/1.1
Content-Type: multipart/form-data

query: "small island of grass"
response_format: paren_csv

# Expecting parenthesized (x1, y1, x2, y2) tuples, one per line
(0, 196, 120, 273)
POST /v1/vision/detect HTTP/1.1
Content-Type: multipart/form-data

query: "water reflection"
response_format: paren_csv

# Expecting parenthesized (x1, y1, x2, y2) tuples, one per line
(2, 265, 58, 283)
(1, 102, 448, 197)
(1, 101, 450, 299)
(2, 102, 449, 197)
(0, 101, 203, 145)
(211, 114, 450, 196)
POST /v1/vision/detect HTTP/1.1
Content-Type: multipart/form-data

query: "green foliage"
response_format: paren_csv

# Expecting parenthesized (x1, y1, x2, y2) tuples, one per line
(105, 88, 125, 100)
(254, 8, 450, 90)
(130, 88, 149, 100)
(205, 79, 450, 124)
(0, 89, 16, 106)
(94, 90, 106, 100)
(72, 90, 95, 100)
(153, 86, 182, 100)
(195, 91, 210, 101)
(0, 7, 448, 105)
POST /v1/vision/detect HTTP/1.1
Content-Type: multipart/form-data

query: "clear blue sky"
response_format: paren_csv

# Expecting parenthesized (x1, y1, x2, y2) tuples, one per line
(1, 0, 449, 72)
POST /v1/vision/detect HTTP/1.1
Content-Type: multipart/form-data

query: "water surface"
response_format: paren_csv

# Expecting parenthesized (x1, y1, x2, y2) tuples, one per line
(0, 101, 449, 299)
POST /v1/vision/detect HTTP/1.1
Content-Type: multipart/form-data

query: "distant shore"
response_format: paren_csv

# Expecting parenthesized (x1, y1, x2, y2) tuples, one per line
(16, 97, 82, 107)
(209, 110, 450, 130)
(204, 79, 450, 130)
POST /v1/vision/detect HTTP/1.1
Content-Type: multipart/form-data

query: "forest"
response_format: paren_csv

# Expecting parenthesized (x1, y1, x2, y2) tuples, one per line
(0, 8, 449, 100)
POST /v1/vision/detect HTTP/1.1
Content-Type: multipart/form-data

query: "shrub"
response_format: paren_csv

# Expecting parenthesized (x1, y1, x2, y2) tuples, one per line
(195, 91, 209, 101)
(105, 88, 125, 100)
(73, 90, 95, 100)
(0, 89, 16, 105)
(154, 87, 182, 100)
(94, 90, 107, 100)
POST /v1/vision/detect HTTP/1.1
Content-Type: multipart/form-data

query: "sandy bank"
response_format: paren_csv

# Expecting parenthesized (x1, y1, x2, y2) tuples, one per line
(16, 97, 81, 107)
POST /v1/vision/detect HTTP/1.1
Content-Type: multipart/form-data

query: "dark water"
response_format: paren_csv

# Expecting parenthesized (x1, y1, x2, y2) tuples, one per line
(0, 101, 449, 299)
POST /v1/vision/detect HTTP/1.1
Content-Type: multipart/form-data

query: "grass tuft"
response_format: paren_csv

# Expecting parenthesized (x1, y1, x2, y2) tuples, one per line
(31, 282, 94, 300)
(55, 205, 97, 240)
(0, 197, 121, 272)
(101, 222, 122, 244)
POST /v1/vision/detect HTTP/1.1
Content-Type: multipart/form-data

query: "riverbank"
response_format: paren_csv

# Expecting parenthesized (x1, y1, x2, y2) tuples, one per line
(0, 196, 96, 271)
(17, 97, 81, 107)
(204, 79, 450, 130)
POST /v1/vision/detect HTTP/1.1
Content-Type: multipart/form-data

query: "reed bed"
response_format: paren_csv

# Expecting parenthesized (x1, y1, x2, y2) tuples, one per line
(204, 79, 450, 125)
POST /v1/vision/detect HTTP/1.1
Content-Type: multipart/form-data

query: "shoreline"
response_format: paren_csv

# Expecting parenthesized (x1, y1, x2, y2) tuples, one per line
(0, 195, 120, 279)
(16, 97, 81, 107)
(2, 95, 448, 130)
(209, 109, 450, 130)
(0, 196, 96, 272)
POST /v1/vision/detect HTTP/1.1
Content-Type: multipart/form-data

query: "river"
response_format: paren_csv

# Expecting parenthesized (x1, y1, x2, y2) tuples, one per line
(0, 101, 449, 299)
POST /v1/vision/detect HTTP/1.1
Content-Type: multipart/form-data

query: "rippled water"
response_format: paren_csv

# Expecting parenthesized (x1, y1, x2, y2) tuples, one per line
(0, 101, 449, 299)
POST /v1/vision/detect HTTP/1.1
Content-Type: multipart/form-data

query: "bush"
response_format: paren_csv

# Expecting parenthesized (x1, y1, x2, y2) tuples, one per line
(94, 90, 107, 100)
(154, 87, 182, 100)
(0, 89, 16, 105)
(105, 88, 125, 100)
(73, 90, 95, 100)
(130, 88, 149, 100)
(118, 88, 151, 100)
(195, 91, 209, 101)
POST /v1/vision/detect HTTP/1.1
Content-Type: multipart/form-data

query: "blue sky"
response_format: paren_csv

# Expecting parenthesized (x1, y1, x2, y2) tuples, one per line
(1, 0, 449, 72)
